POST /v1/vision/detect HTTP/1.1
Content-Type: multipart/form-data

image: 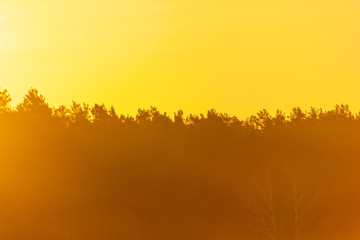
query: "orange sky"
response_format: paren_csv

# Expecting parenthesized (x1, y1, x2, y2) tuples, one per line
(0, 0, 359, 117)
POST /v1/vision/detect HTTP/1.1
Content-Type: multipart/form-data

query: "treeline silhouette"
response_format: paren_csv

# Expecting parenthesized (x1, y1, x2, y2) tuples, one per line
(0, 88, 360, 240)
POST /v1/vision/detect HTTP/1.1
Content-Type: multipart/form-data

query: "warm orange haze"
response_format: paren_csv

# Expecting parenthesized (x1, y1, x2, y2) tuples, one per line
(1, 0, 360, 240)
(0, 88, 360, 240)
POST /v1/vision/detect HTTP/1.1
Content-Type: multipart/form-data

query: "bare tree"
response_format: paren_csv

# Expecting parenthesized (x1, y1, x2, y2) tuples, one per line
(246, 167, 280, 240)
(246, 162, 318, 240)
(286, 161, 318, 240)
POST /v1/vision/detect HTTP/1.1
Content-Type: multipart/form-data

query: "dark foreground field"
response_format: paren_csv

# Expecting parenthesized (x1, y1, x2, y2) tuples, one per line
(0, 89, 360, 240)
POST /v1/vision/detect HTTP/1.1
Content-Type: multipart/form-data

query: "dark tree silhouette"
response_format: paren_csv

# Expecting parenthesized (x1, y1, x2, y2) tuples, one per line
(0, 87, 358, 240)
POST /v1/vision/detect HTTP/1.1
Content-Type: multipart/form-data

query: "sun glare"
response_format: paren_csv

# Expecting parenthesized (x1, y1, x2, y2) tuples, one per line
(0, 12, 10, 52)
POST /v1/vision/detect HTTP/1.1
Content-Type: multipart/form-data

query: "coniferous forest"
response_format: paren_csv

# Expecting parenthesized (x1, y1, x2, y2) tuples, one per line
(1, 88, 360, 240)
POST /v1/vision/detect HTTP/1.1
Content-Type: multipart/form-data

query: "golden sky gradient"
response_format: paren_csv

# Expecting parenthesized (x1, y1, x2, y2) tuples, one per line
(0, 0, 359, 117)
